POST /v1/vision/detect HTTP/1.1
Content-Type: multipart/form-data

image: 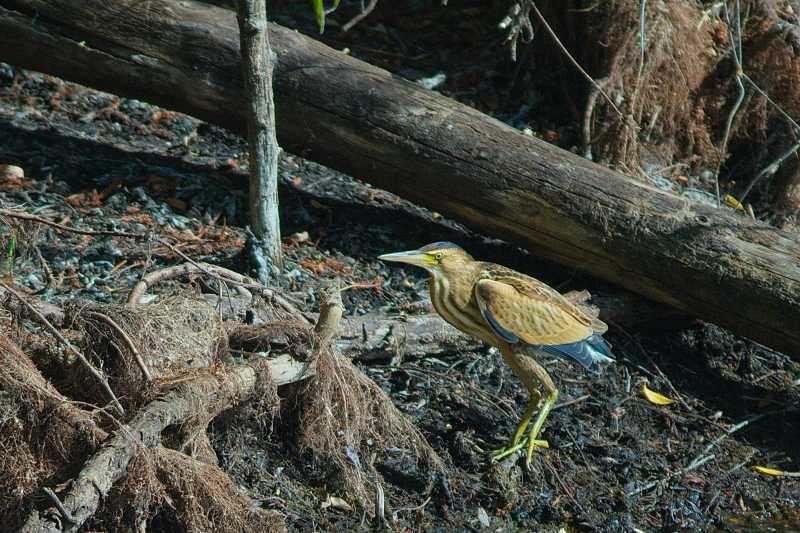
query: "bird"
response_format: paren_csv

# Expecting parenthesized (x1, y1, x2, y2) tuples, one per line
(379, 242, 614, 466)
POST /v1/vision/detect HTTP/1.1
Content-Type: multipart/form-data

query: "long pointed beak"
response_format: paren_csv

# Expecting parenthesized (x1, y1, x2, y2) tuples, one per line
(378, 249, 432, 266)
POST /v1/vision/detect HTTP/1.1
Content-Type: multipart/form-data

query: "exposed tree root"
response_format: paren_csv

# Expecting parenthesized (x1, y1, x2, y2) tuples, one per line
(20, 360, 276, 533)
(292, 281, 443, 511)
(0, 259, 445, 531)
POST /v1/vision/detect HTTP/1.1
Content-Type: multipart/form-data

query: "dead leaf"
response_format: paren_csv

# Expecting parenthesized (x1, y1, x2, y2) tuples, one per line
(321, 494, 353, 512)
(0, 164, 24, 179)
(642, 384, 675, 405)
(165, 198, 187, 211)
(477, 506, 490, 528)
(749, 465, 784, 476)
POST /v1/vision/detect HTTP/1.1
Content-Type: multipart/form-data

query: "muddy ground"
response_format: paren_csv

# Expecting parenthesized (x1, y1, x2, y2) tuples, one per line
(1, 4, 800, 531)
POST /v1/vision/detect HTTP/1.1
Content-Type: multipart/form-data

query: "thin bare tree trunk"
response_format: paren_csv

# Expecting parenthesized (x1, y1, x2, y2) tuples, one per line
(236, 0, 283, 281)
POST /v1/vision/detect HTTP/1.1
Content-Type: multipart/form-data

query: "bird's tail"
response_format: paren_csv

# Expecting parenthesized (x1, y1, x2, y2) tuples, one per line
(532, 334, 614, 373)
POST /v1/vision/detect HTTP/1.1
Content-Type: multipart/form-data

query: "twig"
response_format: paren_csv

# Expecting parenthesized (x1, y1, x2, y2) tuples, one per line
(740, 73, 800, 132)
(629, 413, 764, 497)
(713, 0, 745, 208)
(128, 240, 307, 323)
(738, 139, 800, 204)
(637, 0, 647, 84)
(700, 413, 765, 456)
(612, 323, 692, 411)
(86, 311, 152, 382)
(528, 1, 623, 120)
(195, 212, 221, 239)
(0, 208, 143, 239)
(0, 282, 125, 417)
(541, 458, 580, 507)
(42, 487, 77, 525)
(391, 496, 431, 521)
(390, 365, 515, 419)
(341, 0, 378, 33)
(341, 278, 384, 291)
(714, 73, 745, 208)
(374, 480, 387, 529)
(31, 243, 55, 295)
(552, 394, 589, 410)
(627, 453, 716, 496)
(582, 83, 600, 159)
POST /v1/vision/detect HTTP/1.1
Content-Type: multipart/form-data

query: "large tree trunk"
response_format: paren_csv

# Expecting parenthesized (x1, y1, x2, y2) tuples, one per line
(2, 0, 800, 356)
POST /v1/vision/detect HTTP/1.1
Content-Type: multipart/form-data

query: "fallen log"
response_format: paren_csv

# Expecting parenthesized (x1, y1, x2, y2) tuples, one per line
(2, 0, 800, 356)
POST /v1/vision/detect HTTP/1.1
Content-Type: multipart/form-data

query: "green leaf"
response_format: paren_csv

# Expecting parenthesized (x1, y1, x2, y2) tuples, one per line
(6, 234, 16, 274)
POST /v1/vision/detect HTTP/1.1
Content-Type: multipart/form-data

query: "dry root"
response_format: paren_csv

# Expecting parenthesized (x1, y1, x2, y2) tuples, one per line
(0, 331, 103, 531)
(294, 343, 442, 509)
(151, 447, 284, 533)
(65, 294, 228, 412)
(529, 0, 800, 214)
(1, 269, 442, 530)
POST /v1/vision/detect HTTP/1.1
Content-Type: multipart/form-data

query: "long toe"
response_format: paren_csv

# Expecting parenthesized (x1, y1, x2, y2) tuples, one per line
(489, 435, 549, 462)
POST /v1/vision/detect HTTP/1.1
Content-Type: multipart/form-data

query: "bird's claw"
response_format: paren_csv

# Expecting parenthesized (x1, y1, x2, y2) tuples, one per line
(490, 436, 549, 463)
(474, 436, 549, 462)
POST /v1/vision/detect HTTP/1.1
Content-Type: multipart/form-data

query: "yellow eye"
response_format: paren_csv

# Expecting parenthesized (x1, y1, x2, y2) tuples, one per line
(434, 252, 443, 260)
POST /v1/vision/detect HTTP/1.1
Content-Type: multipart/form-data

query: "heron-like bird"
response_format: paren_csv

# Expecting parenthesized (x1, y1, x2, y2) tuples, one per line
(379, 242, 614, 466)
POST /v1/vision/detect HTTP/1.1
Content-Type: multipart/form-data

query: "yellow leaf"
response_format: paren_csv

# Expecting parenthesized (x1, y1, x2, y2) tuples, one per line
(749, 465, 784, 476)
(642, 384, 675, 405)
(726, 195, 744, 210)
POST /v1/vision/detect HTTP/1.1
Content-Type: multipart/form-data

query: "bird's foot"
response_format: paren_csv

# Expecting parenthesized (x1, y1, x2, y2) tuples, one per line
(475, 435, 549, 462)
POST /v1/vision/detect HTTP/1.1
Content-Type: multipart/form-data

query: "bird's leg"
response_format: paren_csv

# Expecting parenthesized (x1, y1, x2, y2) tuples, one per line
(509, 387, 541, 445)
(509, 349, 559, 468)
(524, 372, 558, 468)
(488, 346, 550, 462)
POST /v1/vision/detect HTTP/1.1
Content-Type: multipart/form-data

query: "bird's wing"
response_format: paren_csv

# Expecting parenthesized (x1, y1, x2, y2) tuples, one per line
(474, 277, 596, 346)
(488, 266, 607, 332)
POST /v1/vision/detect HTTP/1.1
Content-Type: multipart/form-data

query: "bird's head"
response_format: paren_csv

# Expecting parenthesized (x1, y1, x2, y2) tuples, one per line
(378, 242, 475, 277)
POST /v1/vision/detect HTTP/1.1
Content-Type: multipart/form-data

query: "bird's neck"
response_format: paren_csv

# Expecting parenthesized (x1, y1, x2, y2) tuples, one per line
(430, 263, 482, 309)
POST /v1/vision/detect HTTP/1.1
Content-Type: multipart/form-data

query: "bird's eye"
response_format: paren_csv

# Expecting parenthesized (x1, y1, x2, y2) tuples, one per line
(434, 252, 443, 260)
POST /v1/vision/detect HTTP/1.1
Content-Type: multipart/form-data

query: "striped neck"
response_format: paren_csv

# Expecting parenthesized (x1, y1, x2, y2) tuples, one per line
(428, 266, 498, 347)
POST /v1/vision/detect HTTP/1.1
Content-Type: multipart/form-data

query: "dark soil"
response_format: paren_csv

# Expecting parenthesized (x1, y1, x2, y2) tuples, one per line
(1, 6, 800, 531)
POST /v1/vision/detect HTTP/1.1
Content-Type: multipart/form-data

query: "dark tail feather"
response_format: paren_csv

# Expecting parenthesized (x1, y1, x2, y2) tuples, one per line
(536, 334, 614, 372)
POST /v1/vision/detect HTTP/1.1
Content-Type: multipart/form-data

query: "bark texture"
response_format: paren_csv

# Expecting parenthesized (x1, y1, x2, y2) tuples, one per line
(1, 0, 800, 356)
(236, 0, 283, 278)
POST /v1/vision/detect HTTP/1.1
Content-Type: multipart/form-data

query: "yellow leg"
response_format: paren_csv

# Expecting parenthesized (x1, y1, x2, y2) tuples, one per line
(482, 345, 558, 466)
(490, 388, 550, 461)
(525, 387, 557, 467)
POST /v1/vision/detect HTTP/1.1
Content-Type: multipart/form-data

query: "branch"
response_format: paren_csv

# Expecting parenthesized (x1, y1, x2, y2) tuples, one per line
(0, 208, 143, 239)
